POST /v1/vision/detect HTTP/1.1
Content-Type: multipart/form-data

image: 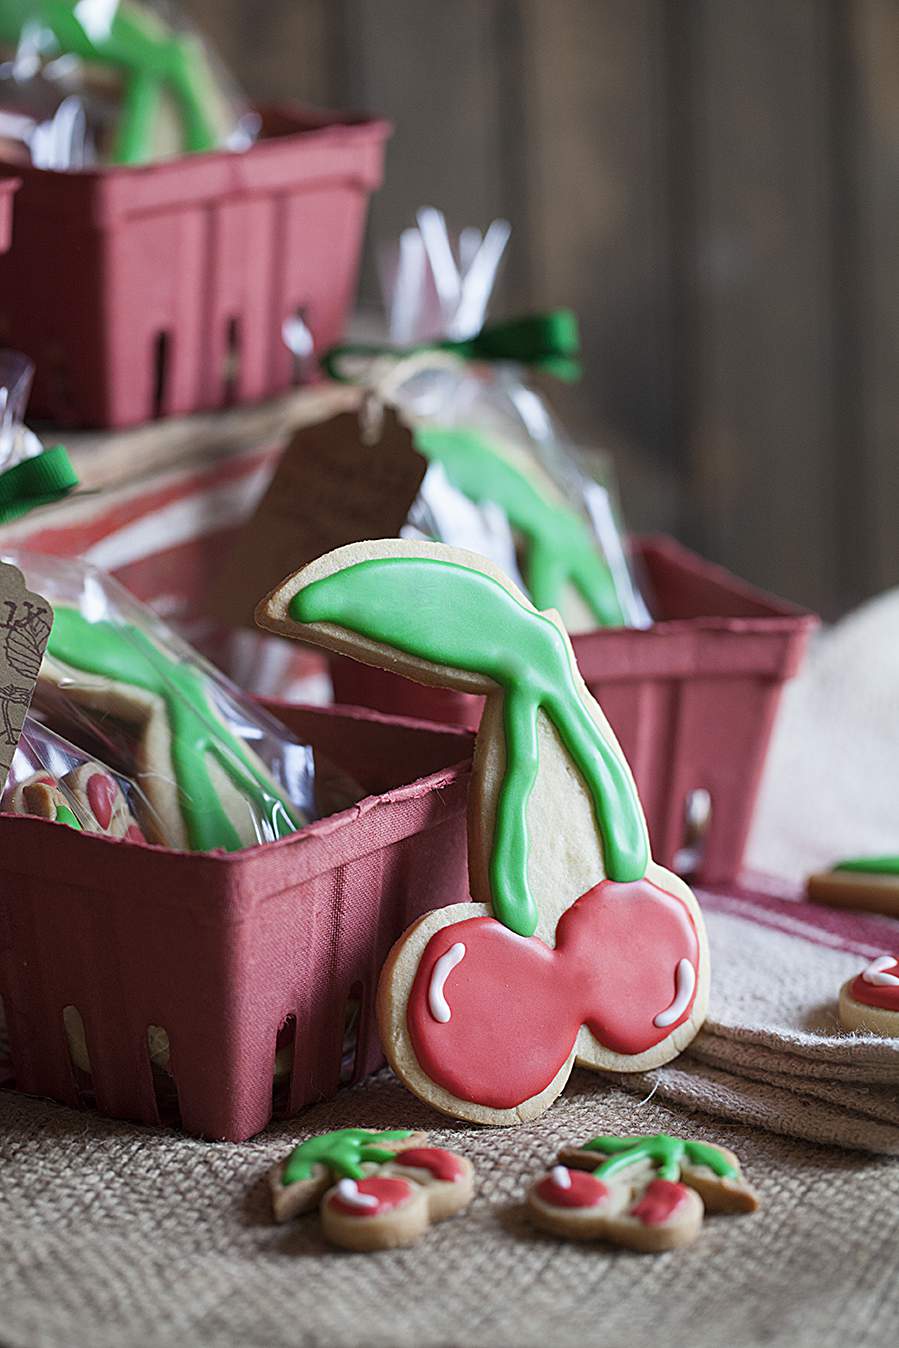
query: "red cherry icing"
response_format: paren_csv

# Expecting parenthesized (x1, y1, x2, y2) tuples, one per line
(407, 878, 699, 1109)
(397, 1147, 465, 1182)
(536, 1168, 609, 1209)
(630, 1179, 690, 1226)
(125, 823, 146, 844)
(850, 959, 899, 1012)
(87, 772, 116, 830)
(328, 1176, 414, 1218)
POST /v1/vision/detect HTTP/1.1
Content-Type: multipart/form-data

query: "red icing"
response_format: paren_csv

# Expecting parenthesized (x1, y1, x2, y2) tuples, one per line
(87, 772, 116, 830)
(396, 1147, 465, 1183)
(125, 823, 146, 844)
(630, 1179, 690, 1226)
(850, 960, 899, 1012)
(328, 1176, 415, 1218)
(536, 1169, 609, 1209)
(406, 878, 699, 1109)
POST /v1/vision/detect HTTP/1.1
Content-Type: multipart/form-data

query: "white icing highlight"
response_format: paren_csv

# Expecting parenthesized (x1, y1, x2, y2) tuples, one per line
(549, 1166, 572, 1190)
(653, 959, 696, 1028)
(334, 1178, 378, 1211)
(428, 942, 466, 1023)
(862, 955, 899, 987)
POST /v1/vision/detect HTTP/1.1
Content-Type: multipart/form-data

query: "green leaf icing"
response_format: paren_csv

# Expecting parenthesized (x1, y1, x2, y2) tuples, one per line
(582, 1134, 738, 1184)
(834, 856, 899, 876)
(54, 803, 82, 830)
(46, 607, 300, 852)
(281, 1128, 413, 1186)
(414, 425, 627, 627)
(288, 556, 648, 936)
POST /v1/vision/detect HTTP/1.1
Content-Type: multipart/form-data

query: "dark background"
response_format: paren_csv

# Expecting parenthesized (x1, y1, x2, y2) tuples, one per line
(194, 0, 899, 620)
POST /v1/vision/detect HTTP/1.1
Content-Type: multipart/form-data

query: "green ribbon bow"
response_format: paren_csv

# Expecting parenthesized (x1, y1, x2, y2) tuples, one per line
(322, 309, 582, 384)
(0, 445, 79, 524)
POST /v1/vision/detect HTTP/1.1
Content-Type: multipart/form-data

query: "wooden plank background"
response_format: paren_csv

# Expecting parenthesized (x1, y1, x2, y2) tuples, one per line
(195, 0, 899, 617)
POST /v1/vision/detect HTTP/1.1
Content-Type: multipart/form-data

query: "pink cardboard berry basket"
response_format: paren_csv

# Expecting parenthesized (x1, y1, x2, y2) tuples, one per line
(0, 106, 390, 428)
(0, 175, 18, 254)
(332, 535, 817, 888)
(0, 701, 472, 1142)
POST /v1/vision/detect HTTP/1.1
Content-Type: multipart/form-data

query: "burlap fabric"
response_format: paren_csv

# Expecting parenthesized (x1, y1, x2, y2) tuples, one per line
(3, 595, 899, 1347)
(3, 1070, 898, 1348)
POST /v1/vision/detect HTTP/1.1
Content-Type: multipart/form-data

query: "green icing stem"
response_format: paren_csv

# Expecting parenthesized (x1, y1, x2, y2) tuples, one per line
(47, 607, 299, 853)
(834, 856, 899, 876)
(583, 1134, 738, 1184)
(414, 425, 627, 628)
(282, 1128, 413, 1186)
(289, 556, 648, 937)
(54, 803, 82, 830)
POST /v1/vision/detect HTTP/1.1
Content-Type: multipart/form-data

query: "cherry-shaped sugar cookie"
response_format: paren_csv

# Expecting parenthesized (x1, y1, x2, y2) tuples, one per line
(268, 1127, 474, 1251)
(269, 1127, 424, 1223)
(41, 606, 301, 851)
(808, 857, 899, 918)
(9, 773, 84, 831)
(9, 763, 146, 839)
(257, 540, 710, 1126)
(839, 954, 899, 1036)
(527, 1133, 758, 1253)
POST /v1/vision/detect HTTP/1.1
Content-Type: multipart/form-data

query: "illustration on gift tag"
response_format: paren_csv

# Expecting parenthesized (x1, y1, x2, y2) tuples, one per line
(0, 562, 53, 792)
(257, 539, 709, 1126)
(839, 953, 899, 1037)
(526, 1133, 758, 1253)
(268, 1127, 475, 1251)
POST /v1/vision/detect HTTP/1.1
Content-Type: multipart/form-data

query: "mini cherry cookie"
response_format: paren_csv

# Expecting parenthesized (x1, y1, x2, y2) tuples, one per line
(256, 540, 709, 1126)
(268, 1127, 475, 1251)
(10, 772, 83, 830)
(839, 955, 899, 1036)
(9, 763, 146, 840)
(527, 1133, 758, 1253)
(807, 857, 899, 918)
(65, 764, 147, 840)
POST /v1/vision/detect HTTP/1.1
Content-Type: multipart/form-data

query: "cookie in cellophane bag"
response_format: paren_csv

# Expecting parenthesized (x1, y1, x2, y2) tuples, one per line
(3, 714, 161, 842)
(0, 0, 259, 168)
(2, 548, 317, 853)
(326, 208, 651, 636)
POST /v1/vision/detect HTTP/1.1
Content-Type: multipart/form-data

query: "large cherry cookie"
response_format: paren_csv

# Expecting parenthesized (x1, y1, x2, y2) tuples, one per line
(839, 954, 899, 1037)
(257, 540, 709, 1126)
(527, 1133, 759, 1253)
(268, 1127, 474, 1252)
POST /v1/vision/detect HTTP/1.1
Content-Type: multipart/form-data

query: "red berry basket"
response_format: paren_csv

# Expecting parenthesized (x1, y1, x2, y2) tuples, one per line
(0, 701, 472, 1141)
(0, 175, 18, 253)
(0, 107, 390, 428)
(331, 535, 817, 888)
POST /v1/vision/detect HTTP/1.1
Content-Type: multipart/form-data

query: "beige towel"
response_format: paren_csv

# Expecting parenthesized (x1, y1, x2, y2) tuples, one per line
(617, 880, 899, 1153)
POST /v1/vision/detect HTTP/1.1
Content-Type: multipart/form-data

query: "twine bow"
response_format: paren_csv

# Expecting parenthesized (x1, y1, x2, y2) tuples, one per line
(322, 309, 582, 384)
